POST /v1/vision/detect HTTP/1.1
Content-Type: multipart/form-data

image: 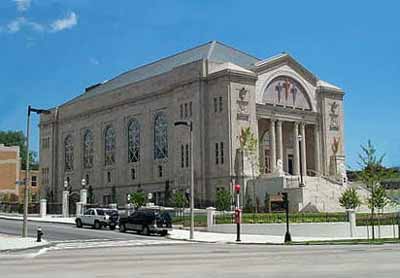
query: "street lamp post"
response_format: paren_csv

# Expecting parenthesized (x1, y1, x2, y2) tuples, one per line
(298, 135, 305, 187)
(282, 192, 292, 243)
(174, 120, 194, 239)
(22, 105, 50, 238)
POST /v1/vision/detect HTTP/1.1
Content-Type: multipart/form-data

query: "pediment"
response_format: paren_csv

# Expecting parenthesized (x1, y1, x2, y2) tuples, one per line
(253, 53, 318, 86)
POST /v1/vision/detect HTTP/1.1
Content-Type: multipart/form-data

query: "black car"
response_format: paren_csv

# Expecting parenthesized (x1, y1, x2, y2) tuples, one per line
(119, 209, 172, 236)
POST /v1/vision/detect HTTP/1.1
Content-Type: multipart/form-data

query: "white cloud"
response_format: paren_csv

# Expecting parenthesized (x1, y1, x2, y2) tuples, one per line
(89, 58, 100, 65)
(14, 0, 31, 12)
(4, 17, 44, 33)
(50, 12, 78, 32)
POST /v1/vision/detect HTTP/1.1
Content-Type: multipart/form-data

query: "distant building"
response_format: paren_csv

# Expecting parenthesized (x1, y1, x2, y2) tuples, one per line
(39, 41, 348, 211)
(0, 144, 20, 197)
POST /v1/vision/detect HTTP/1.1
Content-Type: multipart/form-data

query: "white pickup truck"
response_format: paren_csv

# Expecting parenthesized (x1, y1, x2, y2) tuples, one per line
(75, 208, 119, 230)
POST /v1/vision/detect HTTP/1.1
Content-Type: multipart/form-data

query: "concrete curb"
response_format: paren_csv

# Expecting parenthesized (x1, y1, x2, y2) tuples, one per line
(0, 215, 75, 226)
(0, 242, 54, 254)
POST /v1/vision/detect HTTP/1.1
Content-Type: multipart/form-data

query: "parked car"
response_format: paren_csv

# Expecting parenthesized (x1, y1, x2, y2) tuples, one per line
(75, 208, 119, 230)
(119, 209, 172, 236)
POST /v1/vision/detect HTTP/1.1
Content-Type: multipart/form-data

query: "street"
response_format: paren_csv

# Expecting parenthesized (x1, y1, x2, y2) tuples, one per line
(0, 218, 159, 241)
(1, 242, 400, 278)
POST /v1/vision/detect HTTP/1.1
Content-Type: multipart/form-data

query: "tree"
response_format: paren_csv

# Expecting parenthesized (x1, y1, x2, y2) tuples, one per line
(339, 188, 362, 210)
(171, 191, 187, 209)
(239, 127, 259, 213)
(0, 131, 38, 170)
(215, 188, 232, 211)
(111, 186, 117, 204)
(357, 140, 394, 240)
(128, 191, 146, 209)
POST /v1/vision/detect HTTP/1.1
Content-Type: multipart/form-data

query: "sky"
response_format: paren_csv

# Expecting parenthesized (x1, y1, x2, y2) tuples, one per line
(0, 0, 399, 169)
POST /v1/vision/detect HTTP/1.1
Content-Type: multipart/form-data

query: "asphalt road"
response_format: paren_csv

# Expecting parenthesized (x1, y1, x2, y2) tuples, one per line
(0, 218, 158, 241)
(1, 243, 400, 278)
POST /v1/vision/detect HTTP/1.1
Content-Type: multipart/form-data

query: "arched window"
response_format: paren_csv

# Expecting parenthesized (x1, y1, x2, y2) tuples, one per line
(154, 112, 168, 160)
(263, 76, 311, 110)
(83, 129, 94, 169)
(64, 135, 73, 171)
(128, 119, 140, 163)
(104, 126, 116, 166)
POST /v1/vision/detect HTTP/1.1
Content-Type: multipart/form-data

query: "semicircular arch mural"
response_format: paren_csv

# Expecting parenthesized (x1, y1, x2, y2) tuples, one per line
(262, 76, 312, 110)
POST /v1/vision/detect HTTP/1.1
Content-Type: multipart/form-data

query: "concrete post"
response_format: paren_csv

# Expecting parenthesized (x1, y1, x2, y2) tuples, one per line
(206, 207, 216, 231)
(40, 199, 47, 218)
(347, 209, 356, 238)
(62, 190, 69, 218)
(80, 189, 87, 204)
(76, 202, 83, 216)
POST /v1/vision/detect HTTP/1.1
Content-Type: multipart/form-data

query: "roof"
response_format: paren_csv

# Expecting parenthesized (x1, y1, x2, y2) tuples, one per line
(67, 41, 260, 105)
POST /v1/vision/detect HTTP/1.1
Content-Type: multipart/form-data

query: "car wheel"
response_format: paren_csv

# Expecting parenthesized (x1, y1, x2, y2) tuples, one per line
(161, 230, 168, 237)
(76, 219, 83, 228)
(119, 223, 126, 233)
(94, 221, 101, 230)
(109, 224, 116, 230)
(142, 225, 150, 236)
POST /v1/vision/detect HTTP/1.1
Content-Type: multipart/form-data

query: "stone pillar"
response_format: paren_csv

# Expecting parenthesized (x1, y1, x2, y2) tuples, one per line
(62, 191, 69, 218)
(270, 119, 276, 173)
(206, 207, 216, 231)
(347, 209, 356, 238)
(277, 120, 283, 162)
(80, 189, 87, 204)
(314, 124, 321, 176)
(293, 122, 300, 175)
(300, 123, 307, 176)
(40, 199, 47, 218)
(76, 202, 83, 216)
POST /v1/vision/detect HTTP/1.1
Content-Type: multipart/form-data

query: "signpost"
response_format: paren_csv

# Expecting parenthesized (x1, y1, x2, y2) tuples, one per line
(234, 184, 241, 242)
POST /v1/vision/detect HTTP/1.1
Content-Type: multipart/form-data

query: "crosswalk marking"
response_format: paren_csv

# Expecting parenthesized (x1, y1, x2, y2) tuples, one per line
(50, 239, 187, 251)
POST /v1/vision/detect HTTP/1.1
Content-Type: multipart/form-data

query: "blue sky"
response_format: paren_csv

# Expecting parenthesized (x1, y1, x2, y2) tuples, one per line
(0, 0, 399, 169)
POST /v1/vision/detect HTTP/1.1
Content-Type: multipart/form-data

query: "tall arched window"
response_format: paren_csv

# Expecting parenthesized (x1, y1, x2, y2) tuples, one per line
(83, 129, 94, 169)
(104, 126, 116, 166)
(64, 135, 73, 172)
(154, 112, 168, 160)
(128, 119, 140, 163)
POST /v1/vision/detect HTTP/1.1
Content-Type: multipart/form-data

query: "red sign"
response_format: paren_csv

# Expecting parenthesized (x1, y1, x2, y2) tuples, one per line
(235, 208, 242, 224)
(234, 184, 241, 193)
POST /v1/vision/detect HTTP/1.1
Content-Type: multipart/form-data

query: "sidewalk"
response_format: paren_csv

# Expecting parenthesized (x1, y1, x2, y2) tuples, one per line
(0, 214, 75, 225)
(168, 229, 352, 244)
(0, 234, 49, 252)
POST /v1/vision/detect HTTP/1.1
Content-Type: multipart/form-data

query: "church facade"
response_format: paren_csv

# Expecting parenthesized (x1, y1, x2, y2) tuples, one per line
(39, 41, 346, 211)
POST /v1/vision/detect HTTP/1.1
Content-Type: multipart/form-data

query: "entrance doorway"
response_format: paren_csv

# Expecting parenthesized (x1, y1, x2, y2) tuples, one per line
(288, 154, 294, 175)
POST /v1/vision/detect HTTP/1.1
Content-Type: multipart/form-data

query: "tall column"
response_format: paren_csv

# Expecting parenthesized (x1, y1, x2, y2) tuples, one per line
(277, 120, 283, 162)
(300, 123, 307, 176)
(293, 122, 300, 175)
(270, 119, 276, 173)
(314, 124, 321, 176)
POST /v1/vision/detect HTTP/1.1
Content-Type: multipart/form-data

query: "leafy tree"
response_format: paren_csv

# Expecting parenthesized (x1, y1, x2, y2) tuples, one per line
(0, 131, 38, 170)
(111, 186, 117, 204)
(357, 140, 394, 239)
(243, 193, 254, 213)
(87, 186, 94, 204)
(128, 191, 146, 209)
(171, 191, 187, 209)
(367, 185, 388, 210)
(239, 127, 259, 213)
(215, 188, 232, 211)
(339, 188, 362, 209)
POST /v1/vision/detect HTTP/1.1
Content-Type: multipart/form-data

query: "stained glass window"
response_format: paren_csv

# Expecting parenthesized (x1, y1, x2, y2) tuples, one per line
(64, 135, 73, 171)
(128, 119, 140, 163)
(104, 126, 116, 166)
(83, 130, 94, 169)
(154, 112, 168, 160)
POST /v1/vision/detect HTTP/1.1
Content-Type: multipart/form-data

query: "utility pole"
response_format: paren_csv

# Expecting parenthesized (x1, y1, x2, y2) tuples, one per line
(174, 120, 194, 239)
(22, 106, 51, 237)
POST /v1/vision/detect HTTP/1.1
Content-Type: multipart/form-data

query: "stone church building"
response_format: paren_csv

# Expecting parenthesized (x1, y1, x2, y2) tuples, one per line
(39, 41, 347, 211)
